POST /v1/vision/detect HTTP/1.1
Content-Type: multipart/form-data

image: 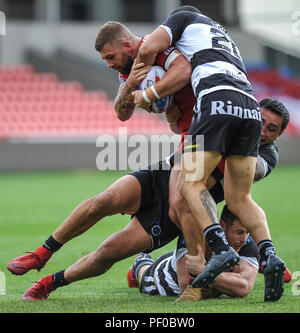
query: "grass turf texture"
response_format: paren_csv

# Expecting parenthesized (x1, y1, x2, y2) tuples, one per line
(0, 165, 300, 313)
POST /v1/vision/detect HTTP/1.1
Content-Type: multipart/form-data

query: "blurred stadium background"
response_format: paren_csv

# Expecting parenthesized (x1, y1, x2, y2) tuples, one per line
(0, 0, 300, 171)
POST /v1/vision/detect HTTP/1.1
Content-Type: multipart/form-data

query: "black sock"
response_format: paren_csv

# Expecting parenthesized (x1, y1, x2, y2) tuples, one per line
(52, 270, 69, 288)
(258, 239, 276, 268)
(203, 223, 229, 255)
(43, 235, 63, 252)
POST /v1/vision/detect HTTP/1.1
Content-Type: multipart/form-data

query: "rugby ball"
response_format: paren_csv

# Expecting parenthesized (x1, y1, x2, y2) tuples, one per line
(139, 66, 173, 114)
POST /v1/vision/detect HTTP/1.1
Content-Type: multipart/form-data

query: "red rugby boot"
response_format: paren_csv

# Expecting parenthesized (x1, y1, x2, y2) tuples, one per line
(284, 267, 292, 283)
(127, 266, 139, 288)
(7, 246, 53, 275)
(127, 253, 154, 288)
(23, 275, 56, 301)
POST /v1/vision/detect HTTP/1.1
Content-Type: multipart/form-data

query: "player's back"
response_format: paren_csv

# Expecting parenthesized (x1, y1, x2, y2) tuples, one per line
(160, 11, 254, 98)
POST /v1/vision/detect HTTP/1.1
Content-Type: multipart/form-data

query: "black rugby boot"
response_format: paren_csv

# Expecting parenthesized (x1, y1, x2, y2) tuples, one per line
(192, 246, 239, 288)
(263, 254, 286, 302)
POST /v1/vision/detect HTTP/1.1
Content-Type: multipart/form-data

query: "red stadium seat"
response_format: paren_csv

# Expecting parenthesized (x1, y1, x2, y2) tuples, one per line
(0, 64, 171, 140)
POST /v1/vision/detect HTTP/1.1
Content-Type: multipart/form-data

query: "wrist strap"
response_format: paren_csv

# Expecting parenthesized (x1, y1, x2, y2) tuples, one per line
(151, 85, 161, 99)
(142, 90, 151, 103)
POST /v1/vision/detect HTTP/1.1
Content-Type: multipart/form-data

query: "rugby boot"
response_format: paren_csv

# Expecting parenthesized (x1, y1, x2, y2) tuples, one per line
(127, 253, 154, 288)
(192, 246, 240, 288)
(127, 266, 139, 288)
(176, 285, 203, 301)
(22, 274, 56, 301)
(7, 246, 53, 275)
(263, 254, 286, 302)
(284, 267, 292, 283)
(259, 262, 291, 284)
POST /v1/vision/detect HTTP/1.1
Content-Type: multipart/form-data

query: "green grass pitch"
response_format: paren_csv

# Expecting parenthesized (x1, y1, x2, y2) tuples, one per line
(0, 164, 300, 313)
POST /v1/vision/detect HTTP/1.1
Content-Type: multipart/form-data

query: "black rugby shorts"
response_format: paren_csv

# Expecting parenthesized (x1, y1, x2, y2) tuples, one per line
(183, 90, 262, 157)
(129, 162, 180, 253)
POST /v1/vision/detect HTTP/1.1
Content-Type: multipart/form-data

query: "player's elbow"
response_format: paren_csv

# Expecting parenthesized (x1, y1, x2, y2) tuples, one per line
(232, 281, 253, 298)
(116, 113, 131, 122)
(138, 43, 153, 61)
(114, 106, 133, 122)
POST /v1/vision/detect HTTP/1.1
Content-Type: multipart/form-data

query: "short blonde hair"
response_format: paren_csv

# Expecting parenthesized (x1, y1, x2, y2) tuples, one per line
(95, 21, 132, 51)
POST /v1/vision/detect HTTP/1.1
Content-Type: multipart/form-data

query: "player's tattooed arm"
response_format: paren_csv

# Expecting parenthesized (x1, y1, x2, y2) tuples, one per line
(114, 60, 150, 121)
(114, 81, 137, 121)
(199, 189, 219, 225)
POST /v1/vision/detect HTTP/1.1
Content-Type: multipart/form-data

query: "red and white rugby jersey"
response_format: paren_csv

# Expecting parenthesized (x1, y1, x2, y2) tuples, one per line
(119, 34, 195, 133)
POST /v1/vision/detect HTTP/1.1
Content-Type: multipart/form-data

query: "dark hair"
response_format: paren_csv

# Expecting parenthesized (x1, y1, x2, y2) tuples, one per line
(220, 205, 239, 227)
(171, 5, 201, 15)
(95, 21, 131, 51)
(259, 98, 290, 132)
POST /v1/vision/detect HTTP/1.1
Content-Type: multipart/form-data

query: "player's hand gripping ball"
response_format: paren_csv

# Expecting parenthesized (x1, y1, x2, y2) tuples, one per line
(139, 66, 173, 114)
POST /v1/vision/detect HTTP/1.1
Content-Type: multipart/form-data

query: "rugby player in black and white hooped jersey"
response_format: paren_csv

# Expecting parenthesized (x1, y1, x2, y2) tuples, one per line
(130, 205, 259, 300)
(132, 6, 287, 301)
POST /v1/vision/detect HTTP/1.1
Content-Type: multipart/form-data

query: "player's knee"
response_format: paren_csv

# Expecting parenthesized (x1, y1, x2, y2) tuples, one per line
(224, 192, 250, 214)
(234, 283, 253, 298)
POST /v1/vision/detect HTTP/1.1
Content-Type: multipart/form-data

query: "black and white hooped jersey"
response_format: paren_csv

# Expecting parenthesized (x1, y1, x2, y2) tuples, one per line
(151, 235, 259, 297)
(160, 11, 254, 100)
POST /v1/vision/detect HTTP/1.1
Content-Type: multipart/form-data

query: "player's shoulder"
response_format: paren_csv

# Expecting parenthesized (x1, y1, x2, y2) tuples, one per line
(259, 142, 279, 155)
(167, 11, 210, 25)
(238, 236, 259, 259)
(259, 143, 279, 167)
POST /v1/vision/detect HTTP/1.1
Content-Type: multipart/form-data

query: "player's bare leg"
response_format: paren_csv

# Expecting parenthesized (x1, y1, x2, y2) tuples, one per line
(169, 167, 205, 257)
(180, 150, 240, 289)
(180, 151, 222, 230)
(223, 155, 285, 302)
(8, 175, 142, 275)
(52, 175, 141, 244)
(169, 167, 206, 301)
(63, 217, 151, 282)
(23, 217, 152, 300)
(223, 156, 269, 241)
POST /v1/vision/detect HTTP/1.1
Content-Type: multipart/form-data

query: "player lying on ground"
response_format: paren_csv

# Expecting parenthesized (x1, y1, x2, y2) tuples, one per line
(129, 205, 259, 299)
(7, 98, 290, 300)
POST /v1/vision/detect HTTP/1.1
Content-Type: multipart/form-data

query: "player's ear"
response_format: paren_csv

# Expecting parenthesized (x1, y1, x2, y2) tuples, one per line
(122, 41, 132, 51)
